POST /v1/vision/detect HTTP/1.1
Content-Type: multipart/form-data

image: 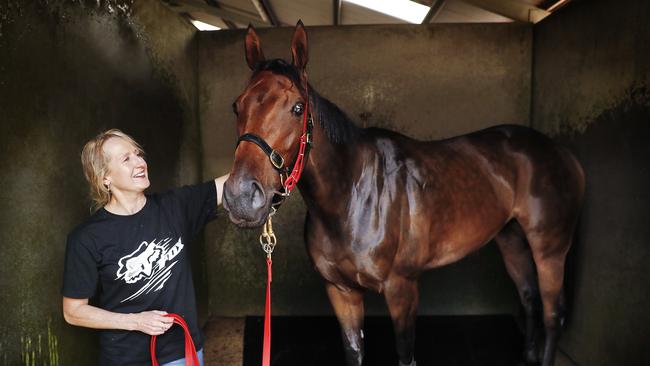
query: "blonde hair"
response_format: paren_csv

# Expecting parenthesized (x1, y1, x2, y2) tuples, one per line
(81, 129, 144, 212)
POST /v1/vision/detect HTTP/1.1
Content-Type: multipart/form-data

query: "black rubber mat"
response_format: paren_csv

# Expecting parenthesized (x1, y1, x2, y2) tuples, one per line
(243, 315, 524, 366)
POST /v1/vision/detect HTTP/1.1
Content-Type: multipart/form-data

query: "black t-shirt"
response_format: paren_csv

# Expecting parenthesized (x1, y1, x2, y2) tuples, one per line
(62, 181, 217, 366)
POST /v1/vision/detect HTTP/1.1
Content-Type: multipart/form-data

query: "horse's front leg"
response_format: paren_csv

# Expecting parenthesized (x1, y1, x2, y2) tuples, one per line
(326, 282, 365, 366)
(384, 275, 419, 366)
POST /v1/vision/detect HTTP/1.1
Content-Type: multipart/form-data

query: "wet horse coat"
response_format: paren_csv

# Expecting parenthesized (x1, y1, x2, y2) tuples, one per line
(222, 22, 585, 366)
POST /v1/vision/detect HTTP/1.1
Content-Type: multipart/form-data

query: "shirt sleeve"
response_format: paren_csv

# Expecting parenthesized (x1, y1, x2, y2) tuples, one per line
(169, 180, 218, 240)
(61, 230, 99, 299)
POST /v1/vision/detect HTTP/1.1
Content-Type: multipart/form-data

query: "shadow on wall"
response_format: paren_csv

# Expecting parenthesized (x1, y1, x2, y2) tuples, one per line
(556, 85, 650, 366)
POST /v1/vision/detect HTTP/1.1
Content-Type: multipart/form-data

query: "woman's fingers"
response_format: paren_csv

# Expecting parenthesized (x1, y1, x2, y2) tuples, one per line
(156, 312, 174, 332)
(157, 319, 173, 332)
(134, 310, 176, 335)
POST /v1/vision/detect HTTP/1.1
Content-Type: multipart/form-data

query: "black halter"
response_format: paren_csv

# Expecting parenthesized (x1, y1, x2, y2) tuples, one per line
(237, 133, 288, 171)
(236, 113, 314, 177)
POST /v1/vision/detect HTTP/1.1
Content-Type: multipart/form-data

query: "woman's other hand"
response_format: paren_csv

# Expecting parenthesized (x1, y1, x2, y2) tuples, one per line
(129, 310, 175, 335)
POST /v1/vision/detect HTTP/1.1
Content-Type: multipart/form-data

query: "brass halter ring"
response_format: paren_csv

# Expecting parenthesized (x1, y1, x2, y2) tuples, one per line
(259, 208, 277, 258)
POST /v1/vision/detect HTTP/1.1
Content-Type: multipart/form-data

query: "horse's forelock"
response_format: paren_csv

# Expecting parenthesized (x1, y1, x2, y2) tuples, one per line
(252, 59, 303, 89)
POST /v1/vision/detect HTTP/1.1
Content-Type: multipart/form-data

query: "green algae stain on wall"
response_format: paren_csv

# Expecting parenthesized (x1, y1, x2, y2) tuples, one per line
(18, 319, 59, 366)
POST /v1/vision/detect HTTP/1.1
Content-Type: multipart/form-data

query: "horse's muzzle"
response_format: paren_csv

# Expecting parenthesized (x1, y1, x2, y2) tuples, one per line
(222, 176, 270, 228)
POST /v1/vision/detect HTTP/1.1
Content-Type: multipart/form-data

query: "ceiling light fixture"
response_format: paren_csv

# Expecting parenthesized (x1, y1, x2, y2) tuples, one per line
(344, 0, 430, 24)
(190, 19, 221, 31)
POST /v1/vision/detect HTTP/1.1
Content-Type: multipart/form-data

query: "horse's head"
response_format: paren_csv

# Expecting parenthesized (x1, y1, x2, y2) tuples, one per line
(223, 21, 310, 228)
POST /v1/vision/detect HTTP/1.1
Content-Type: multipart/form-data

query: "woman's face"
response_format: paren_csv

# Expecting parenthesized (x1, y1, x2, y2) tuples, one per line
(102, 137, 150, 195)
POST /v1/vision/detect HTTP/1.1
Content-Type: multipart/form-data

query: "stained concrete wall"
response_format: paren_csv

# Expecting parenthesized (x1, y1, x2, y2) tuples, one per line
(532, 0, 650, 365)
(199, 24, 532, 316)
(0, 0, 202, 364)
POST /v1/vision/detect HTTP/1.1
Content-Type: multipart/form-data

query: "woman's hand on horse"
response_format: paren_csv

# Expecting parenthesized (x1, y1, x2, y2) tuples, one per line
(129, 310, 174, 335)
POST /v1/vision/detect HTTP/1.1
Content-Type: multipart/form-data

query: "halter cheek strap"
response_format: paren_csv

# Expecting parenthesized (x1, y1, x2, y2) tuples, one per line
(281, 109, 313, 193)
(237, 133, 286, 171)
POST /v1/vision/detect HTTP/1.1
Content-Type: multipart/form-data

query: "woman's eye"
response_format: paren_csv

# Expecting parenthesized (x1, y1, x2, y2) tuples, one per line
(292, 103, 304, 116)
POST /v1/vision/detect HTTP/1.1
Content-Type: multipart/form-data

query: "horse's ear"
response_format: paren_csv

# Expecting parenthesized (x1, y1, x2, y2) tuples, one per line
(291, 20, 308, 71)
(245, 24, 265, 70)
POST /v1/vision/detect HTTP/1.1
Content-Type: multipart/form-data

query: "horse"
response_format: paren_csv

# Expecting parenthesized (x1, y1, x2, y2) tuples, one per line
(222, 21, 585, 366)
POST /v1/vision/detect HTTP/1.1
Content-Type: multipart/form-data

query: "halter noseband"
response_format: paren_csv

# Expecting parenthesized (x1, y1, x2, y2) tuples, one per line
(237, 133, 288, 171)
(236, 87, 313, 206)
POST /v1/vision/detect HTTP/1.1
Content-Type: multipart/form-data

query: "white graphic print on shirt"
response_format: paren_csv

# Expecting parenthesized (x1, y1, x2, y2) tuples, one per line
(115, 237, 184, 303)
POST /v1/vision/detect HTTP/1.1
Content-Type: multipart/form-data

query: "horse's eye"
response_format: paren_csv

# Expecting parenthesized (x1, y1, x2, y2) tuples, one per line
(232, 102, 239, 116)
(292, 102, 304, 116)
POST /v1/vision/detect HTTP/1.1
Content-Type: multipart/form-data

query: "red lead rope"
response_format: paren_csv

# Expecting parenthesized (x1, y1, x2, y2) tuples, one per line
(261, 85, 310, 366)
(282, 89, 310, 193)
(262, 257, 273, 366)
(151, 313, 199, 366)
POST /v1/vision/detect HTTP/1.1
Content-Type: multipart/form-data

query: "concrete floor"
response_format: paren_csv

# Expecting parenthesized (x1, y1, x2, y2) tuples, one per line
(204, 318, 246, 366)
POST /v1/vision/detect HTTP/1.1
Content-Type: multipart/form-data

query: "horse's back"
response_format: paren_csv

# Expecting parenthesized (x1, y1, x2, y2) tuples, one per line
(444, 124, 584, 218)
(361, 123, 584, 217)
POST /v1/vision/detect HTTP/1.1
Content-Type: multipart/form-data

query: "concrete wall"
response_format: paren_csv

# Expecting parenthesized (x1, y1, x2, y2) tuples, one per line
(199, 24, 532, 316)
(532, 0, 650, 365)
(0, 0, 202, 364)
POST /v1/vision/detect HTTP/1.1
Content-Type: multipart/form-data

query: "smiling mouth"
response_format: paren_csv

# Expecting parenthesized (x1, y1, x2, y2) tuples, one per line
(133, 172, 146, 178)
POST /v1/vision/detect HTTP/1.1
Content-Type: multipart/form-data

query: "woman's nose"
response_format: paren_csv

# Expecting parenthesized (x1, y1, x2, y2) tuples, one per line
(134, 154, 146, 165)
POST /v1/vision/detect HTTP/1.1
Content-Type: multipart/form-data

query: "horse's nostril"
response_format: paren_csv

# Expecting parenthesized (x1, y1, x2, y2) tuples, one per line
(250, 180, 266, 209)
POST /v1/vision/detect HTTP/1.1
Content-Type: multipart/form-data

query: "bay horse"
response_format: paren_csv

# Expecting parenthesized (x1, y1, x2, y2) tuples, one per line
(222, 22, 585, 366)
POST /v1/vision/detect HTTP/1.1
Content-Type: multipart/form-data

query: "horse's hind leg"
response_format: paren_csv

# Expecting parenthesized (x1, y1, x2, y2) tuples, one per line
(495, 220, 542, 364)
(325, 282, 366, 366)
(527, 231, 571, 366)
(384, 275, 419, 366)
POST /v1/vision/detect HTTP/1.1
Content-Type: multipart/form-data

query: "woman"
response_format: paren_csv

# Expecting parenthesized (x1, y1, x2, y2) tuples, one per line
(62, 129, 228, 365)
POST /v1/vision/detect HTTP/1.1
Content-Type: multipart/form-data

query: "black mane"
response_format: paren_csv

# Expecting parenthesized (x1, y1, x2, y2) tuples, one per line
(252, 59, 360, 145)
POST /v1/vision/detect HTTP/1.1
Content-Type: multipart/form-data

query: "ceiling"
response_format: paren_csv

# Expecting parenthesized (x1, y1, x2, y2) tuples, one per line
(160, 0, 572, 30)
